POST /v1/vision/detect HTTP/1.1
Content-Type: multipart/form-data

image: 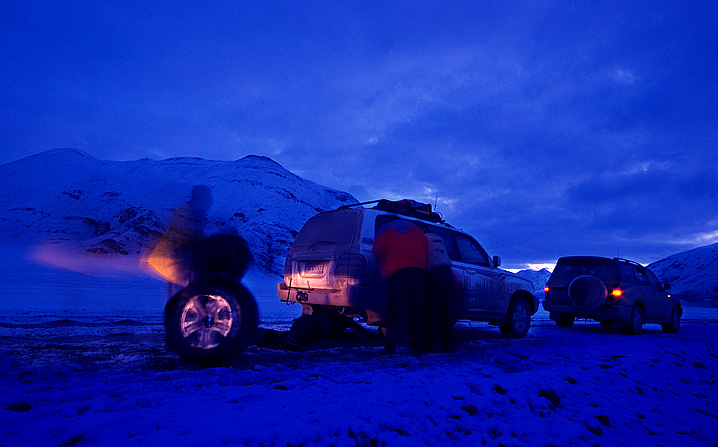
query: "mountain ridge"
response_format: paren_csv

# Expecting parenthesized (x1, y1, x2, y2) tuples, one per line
(0, 149, 357, 275)
(648, 242, 718, 305)
(1, 149, 716, 304)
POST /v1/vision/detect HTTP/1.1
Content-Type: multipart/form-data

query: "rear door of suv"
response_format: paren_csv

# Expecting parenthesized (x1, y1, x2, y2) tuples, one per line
(615, 261, 641, 305)
(617, 262, 658, 315)
(286, 209, 361, 291)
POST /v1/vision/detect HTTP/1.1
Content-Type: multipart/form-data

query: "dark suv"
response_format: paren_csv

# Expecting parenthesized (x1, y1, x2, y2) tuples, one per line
(543, 256, 681, 334)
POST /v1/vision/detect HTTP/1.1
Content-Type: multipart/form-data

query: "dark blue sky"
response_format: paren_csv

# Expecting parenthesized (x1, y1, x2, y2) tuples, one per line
(2, 1, 717, 269)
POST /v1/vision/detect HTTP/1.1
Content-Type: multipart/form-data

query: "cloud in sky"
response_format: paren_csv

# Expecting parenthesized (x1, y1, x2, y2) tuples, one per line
(1, 0, 717, 268)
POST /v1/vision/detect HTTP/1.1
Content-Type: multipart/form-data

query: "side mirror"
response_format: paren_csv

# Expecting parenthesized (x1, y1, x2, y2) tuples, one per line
(493, 255, 501, 268)
(664, 283, 671, 291)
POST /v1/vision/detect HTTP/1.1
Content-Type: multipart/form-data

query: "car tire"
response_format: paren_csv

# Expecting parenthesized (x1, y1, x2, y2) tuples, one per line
(165, 279, 258, 363)
(555, 313, 575, 328)
(301, 303, 330, 316)
(661, 306, 681, 334)
(622, 304, 644, 335)
(500, 297, 531, 338)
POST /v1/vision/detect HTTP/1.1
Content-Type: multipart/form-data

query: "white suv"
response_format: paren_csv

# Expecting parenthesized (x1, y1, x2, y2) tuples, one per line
(277, 199, 537, 337)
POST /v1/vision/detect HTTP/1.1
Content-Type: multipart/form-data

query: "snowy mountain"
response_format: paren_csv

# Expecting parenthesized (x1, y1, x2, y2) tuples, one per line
(0, 149, 357, 275)
(648, 243, 718, 306)
(515, 268, 552, 300)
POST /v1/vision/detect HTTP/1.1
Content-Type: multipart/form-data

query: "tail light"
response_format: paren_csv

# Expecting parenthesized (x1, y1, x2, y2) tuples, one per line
(544, 286, 550, 293)
(607, 288, 623, 306)
(335, 254, 367, 279)
(284, 257, 292, 280)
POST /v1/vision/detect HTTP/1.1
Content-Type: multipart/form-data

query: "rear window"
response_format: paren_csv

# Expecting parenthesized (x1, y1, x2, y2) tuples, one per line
(645, 268, 664, 289)
(293, 211, 359, 246)
(374, 216, 462, 262)
(634, 266, 650, 286)
(551, 257, 615, 284)
(375, 215, 416, 236)
(616, 262, 638, 284)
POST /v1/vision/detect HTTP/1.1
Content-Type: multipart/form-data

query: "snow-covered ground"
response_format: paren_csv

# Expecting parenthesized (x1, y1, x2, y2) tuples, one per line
(1, 249, 717, 447)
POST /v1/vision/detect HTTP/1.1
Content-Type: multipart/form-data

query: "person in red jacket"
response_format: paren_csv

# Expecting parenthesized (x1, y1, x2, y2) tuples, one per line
(372, 219, 428, 354)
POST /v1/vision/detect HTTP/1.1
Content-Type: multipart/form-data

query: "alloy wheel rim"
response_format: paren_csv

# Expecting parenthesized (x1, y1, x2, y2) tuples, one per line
(180, 294, 236, 349)
(513, 303, 528, 331)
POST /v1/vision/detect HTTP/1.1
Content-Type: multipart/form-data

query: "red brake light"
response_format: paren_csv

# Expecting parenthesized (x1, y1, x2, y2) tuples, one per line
(336, 254, 367, 278)
(611, 288, 623, 297)
(544, 286, 550, 293)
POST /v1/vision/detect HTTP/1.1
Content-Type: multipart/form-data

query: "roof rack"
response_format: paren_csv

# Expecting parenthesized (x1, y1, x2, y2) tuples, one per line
(614, 257, 644, 267)
(339, 199, 445, 223)
(338, 199, 383, 209)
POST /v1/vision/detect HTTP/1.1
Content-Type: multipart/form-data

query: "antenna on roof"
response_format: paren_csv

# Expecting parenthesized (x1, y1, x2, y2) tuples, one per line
(434, 195, 438, 210)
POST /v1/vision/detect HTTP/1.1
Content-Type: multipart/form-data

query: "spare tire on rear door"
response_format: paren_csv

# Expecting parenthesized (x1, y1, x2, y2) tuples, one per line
(568, 275, 607, 309)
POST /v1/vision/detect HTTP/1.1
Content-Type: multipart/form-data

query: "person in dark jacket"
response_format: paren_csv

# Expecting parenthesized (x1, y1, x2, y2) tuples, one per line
(144, 185, 212, 299)
(423, 232, 455, 352)
(372, 220, 428, 354)
(190, 226, 250, 282)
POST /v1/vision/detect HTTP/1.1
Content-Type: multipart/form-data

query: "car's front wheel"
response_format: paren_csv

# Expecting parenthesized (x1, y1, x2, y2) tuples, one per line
(165, 279, 258, 363)
(662, 306, 681, 334)
(622, 304, 644, 335)
(500, 297, 531, 338)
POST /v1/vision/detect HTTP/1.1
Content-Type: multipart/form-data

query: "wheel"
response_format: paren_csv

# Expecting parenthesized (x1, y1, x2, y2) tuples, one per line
(301, 303, 330, 316)
(622, 304, 644, 335)
(555, 313, 575, 328)
(500, 297, 531, 338)
(165, 279, 258, 363)
(662, 306, 681, 333)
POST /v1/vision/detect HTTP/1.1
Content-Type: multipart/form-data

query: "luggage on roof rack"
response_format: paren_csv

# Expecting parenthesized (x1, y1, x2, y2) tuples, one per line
(340, 198, 443, 223)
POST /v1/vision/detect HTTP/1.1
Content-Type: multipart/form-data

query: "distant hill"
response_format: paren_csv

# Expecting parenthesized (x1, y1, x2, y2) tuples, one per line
(0, 149, 357, 275)
(648, 243, 718, 306)
(3, 149, 715, 300)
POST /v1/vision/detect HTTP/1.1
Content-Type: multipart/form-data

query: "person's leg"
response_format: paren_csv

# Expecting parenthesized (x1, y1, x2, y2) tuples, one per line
(383, 274, 403, 352)
(423, 269, 442, 352)
(436, 266, 456, 349)
(403, 268, 425, 354)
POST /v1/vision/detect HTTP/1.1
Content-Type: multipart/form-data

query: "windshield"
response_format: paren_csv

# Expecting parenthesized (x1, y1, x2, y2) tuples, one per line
(293, 211, 359, 247)
(550, 257, 615, 285)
